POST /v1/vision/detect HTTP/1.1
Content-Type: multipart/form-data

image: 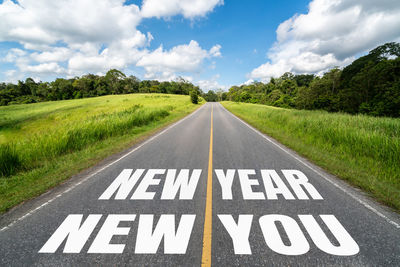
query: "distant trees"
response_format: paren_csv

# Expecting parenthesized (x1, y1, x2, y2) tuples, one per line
(0, 69, 203, 106)
(225, 42, 400, 117)
(203, 90, 218, 102)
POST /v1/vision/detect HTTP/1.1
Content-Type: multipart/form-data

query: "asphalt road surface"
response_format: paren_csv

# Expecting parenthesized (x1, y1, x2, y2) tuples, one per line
(1, 102, 399, 266)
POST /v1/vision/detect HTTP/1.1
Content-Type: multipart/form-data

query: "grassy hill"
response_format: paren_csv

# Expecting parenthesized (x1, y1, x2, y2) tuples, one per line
(0, 94, 202, 213)
(222, 101, 400, 211)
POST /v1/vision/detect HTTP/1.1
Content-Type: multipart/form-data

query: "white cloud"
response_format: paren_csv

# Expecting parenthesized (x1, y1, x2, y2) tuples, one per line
(141, 0, 223, 19)
(24, 62, 65, 74)
(136, 40, 221, 80)
(196, 74, 227, 91)
(250, 0, 400, 81)
(0, 0, 148, 78)
(241, 79, 255, 86)
(0, 0, 222, 81)
(30, 47, 73, 63)
(4, 69, 23, 83)
(3, 48, 27, 62)
(209, 44, 222, 57)
(0, 0, 142, 47)
(67, 47, 147, 77)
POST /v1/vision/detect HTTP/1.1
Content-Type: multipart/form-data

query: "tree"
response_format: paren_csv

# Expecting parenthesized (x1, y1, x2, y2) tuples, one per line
(25, 78, 38, 96)
(72, 74, 97, 97)
(215, 89, 227, 101)
(105, 69, 126, 94)
(203, 90, 218, 102)
(139, 80, 151, 93)
(295, 74, 315, 87)
(50, 78, 74, 100)
(341, 42, 400, 88)
(239, 91, 251, 102)
(190, 90, 199, 104)
(0, 69, 205, 106)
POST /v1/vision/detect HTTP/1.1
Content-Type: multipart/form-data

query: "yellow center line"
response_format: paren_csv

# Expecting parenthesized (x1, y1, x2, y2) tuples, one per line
(201, 104, 213, 267)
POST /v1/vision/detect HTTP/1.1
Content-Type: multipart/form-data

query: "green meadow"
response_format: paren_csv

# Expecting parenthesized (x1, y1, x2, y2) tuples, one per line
(222, 101, 400, 211)
(0, 94, 202, 213)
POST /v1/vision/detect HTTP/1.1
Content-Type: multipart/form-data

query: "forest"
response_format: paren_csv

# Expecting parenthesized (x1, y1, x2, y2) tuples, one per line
(0, 69, 205, 106)
(224, 42, 400, 117)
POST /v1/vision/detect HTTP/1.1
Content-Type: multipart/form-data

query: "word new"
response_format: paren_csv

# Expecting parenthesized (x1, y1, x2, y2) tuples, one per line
(99, 169, 323, 200)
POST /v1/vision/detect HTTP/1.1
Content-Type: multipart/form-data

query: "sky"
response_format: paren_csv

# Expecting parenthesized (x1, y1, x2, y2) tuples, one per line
(1, 0, 400, 91)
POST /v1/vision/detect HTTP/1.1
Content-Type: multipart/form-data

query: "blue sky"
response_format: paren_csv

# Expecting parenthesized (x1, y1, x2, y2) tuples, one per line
(135, 0, 309, 87)
(1, 0, 400, 90)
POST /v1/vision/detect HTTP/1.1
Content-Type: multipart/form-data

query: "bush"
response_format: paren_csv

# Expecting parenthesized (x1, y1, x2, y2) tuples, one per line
(190, 90, 198, 104)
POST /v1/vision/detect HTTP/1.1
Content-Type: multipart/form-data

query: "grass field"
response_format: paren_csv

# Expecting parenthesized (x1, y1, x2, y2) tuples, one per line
(221, 101, 400, 211)
(0, 94, 202, 213)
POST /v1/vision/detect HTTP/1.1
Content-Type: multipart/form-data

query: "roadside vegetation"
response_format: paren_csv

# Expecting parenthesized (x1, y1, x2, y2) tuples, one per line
(0, 94, 202, 213)
(222, 42, 400, 118)
(0, 69, 203, 106)
(222, 101, 400, 211)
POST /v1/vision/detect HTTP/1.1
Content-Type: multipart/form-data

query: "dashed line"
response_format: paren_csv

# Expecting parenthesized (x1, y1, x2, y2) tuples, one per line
(220, 104, 400, 229)
(0, 104, 207, 233)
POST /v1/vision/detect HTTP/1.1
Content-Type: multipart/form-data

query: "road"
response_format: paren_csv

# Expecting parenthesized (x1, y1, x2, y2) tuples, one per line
(0, 102, 399, 266)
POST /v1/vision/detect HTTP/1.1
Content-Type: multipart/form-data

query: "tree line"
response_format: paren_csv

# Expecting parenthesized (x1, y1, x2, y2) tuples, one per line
(225, 42, 400, 117)
(2, 42, 399, 116)
(0, 69, 207, 106)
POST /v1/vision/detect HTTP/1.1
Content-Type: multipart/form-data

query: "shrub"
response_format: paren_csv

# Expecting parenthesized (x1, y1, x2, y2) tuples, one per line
(190, 90, 198, 104)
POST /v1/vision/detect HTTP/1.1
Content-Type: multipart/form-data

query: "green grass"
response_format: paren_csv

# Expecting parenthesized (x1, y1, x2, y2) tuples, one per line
(221, 101, 400, 211)
(0, 94, 203, 213)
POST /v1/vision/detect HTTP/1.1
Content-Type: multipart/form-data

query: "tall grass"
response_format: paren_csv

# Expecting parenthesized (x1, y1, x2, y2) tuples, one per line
(0, 144, 21, 176)
(1, 104, 170, 177)
(0, 94, 201, 213)
(222, 101, 400, 211)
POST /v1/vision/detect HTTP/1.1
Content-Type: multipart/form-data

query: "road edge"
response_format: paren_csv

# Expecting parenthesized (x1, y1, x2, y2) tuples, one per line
(219, 103, 400, 229)
(0, 103, 207, 231)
